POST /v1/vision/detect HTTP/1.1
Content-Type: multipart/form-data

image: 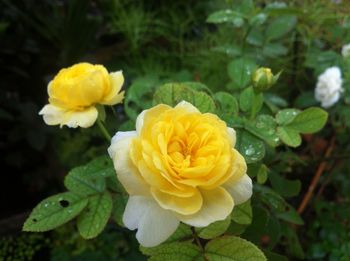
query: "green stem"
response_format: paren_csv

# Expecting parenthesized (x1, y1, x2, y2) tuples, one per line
(97, 119, 111, 142)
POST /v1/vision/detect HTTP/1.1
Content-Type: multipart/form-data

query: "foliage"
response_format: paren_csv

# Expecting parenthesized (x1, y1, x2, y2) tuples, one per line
(1, 0, 350, 260)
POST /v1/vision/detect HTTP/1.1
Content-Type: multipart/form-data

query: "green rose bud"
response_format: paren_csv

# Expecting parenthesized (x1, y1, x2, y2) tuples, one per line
(252, 67, 280, 92)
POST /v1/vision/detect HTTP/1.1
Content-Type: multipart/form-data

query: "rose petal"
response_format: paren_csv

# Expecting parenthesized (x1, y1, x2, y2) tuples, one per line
(63, 106, 98, 128)
(227, 127, 236, 147)
(223, 173, 252, 205)
(177, 187, 233, 227)
(175, 101, 200, 113)
(101, 71, 125, 105)
(109, 131, 150, 196)
(136, 202, 179, 247)
(151, 187, 202, 215)
(39, 104, 98, 128)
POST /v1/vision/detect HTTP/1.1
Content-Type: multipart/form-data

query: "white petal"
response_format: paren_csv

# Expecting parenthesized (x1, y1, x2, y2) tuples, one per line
(108, 131, 137, 159)
(39, 104, 65, 126)
(224, 174, 252, 205)
(136, 200, 179, 247)
(175, 101, 200, 113)
(123, 196, 154, 230)
(227, 127, 236, 147)
(108, 131, 149, 196)
(177, 187, 233, 227)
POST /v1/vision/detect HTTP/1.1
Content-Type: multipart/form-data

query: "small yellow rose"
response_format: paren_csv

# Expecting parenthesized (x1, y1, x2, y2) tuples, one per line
(39, 63, 124, 128)
(108, 101, 252, 247)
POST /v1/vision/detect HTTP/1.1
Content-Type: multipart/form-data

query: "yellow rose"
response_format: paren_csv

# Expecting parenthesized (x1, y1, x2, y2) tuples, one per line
(108, 101, 252, 247)
(39, 63, 124, 128)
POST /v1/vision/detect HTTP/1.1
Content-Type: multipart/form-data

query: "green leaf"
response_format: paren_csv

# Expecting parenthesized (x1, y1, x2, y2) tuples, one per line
(141, 242, 203, 261)
(204, 236, 266, 260)
(236, 130, 265, 163)
(207, 10, 244, 27)
(214, 92, 239, 115)
(153, 83, 216, 113)
(287, 107, 328, 134)
(196, 217, 231, 239)
(282, 226, 305, 259)
(262, 43, 288, 57)
(64, 156, 115, 196)
(263, 251, 288, 261)
(275, 109, 300, 125)
(111, 193, 128, 227)
(244, 115, 279, 147)
(254, 185, 288, 212)
(265, 15, 297, 40)
(269, 171, 301, 198)
(257, 164, 269, 184)
(277, 126, 301, 147)
(166, 223, 193, 242)
(124, 76, 158, 120)
(239, 87, 254, 112)
(228, 58, 257, 89)
(77, 192, 113, 239)
(213, 92, 239, 124)
(211, 45, 242, 57)
(231, 200, 252, 225)
(23, 192, 88, 232)
(276, 206, 304, 225)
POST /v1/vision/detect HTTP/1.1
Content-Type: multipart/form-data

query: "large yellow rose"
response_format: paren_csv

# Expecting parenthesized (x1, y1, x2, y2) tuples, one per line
(39, 63, 124, 128)
(108, 101, 252, 247)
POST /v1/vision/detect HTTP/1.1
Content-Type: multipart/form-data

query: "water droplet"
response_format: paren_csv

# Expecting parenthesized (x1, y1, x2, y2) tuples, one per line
(67, 208, 73, 213)
(245, 146, 255, 156)
(44, 203, 49, 208)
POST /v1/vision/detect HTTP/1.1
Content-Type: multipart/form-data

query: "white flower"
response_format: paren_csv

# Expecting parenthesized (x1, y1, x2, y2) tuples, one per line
(342, 44, 350, 58)
(315, 67, 343, 108)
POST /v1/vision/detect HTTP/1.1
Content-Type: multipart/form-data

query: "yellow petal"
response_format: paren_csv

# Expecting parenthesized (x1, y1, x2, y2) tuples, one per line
(62, 106, 98, 128)
(151, 187, 203, 215)
(176, 187, 233, 227)
(101, 71, 125, 105)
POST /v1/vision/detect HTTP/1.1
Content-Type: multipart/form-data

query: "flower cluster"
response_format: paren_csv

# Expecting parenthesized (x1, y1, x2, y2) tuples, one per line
(315, 67, 343, 108)
(39, 63, 124, 128)
(108, 101, 252, 247)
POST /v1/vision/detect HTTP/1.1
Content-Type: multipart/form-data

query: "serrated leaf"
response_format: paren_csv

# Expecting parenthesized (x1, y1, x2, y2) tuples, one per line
(167, 223, 193, 242)
(266, 15, 297, 40)
(231, 200, 252, 225)
(196, 217, 231, 239)
(213, 92, 239, 124)
(23, 192, 88, 232)
(236, 130, 265, 163)
(228, 58, 257, 89)
(204, 236, 266, 260)
(287, 107, 328, 134)
(263, 250, 288, 261)
(153, 83, 216, 113)
(277, 126, 301, 147)
(244, 115, 279, 147)
(111, 193, 128, 227)
(275, 109, 300, 125)
(77, 192, 113, 239)
(64, 156, 115, 196)
(207, 9, 244, 27)
(141, 242, 203, 261)
(276, 206, 304, 225)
